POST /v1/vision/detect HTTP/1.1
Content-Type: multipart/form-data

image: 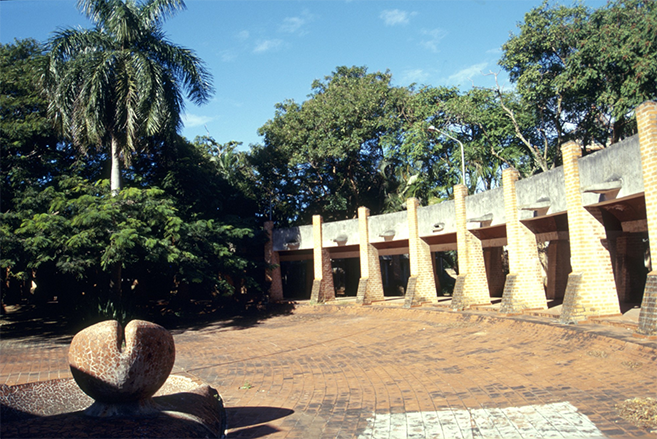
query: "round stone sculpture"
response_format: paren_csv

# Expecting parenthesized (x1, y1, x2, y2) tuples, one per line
(68, 320, 175, 408)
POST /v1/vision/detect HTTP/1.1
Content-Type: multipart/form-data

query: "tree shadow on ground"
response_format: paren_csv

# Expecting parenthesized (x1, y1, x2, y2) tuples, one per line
(0, 303, 75, 344)
(162, 301, 298, 335)
(0, 301, 298, 343)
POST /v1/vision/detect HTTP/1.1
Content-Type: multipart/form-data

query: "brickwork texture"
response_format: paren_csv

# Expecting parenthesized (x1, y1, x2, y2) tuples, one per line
(637, 101, 657, 335)
(451, 185, 491, 310)
(310, 215, 335, 303)
(500, 168, 548, 313)
(357, 207, 384, 305)
(560, 141, 620, 323)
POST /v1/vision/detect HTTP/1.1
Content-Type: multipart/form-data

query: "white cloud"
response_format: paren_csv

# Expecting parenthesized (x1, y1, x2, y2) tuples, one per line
(253, 39, 283, 53)
(281, 16, 305, 33)
(380, 9, 413, 26)
(447, 62, 490, 86)
(420, 28, 448, 53)
(401, 68, 431, 85)
(219, 49, 237, 62)
(182, 113, 214, 128)
(280, 10, 315, 35)
(237, 30, 250, 41)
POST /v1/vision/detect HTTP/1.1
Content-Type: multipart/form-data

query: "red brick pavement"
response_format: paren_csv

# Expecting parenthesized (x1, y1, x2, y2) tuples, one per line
(2, 303, 657, 438)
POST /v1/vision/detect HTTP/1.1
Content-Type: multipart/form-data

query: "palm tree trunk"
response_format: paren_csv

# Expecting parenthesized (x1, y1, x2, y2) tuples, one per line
(110, 264, 122, 304)
(110, 136, 121, 196)
(109, 135, 122, 303)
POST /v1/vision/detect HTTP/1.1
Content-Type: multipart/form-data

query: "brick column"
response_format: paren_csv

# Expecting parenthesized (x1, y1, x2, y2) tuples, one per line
(500, 168, 547, 313)
(636, 101, 657, 336)
(560, 141, 620, 323)
(356, 207, 384, 305)
(404, 198, 438, 307)
(264, 221, 284, 302)
(451, 185, 491, 310)
(310, 215, 335, 303)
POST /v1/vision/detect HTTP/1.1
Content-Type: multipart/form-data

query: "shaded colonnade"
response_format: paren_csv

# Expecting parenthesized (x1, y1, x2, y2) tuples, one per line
(265, 100, 657, 336)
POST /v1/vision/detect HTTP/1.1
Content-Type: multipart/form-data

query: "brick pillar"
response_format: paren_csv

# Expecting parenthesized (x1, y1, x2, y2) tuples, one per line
(451, 185, 491, 310)
(310, 215, 335, 303)
(356, 207, 384, 305)
(546, 240, 571, 300)
(264, 221, 284, 302)
(404, 198, 438, 307)
(636, 101, 657, 336)
(560, 141, 620, 323)
(500, 168, 547, 313)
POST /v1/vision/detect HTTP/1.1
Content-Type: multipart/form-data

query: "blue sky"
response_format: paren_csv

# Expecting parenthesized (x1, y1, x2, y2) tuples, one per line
(1, 0, 606, 149)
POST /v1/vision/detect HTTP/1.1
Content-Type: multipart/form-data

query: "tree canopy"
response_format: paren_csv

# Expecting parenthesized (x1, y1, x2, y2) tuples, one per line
(500, 0, 657, 148)
(253, 66, 412, 224)
(2, 33, 259, 323)
(44, 0, 213, 194)
(3, 0, 655, 317)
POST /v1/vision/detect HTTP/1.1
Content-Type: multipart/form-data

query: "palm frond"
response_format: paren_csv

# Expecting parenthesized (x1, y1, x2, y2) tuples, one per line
(140, 0, 186, 28)
(44, 0, 213, 186)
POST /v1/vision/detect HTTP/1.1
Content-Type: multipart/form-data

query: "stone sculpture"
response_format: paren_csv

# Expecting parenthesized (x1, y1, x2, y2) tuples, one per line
(68, 319, 175, 415)
(1, 319, 226, 438)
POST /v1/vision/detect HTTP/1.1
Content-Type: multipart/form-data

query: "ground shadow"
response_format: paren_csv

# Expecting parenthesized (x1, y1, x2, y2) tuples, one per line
(163, 301, 298, 335)
(547, 298, 564, 308)
(0, 301, 298, 342)
(0, 304, 75, 344)
(226, 406, 294, 429)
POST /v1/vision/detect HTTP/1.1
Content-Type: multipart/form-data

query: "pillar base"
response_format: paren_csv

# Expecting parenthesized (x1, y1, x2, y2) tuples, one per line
(403, 277, 418, 309)
(451, 274, 490, 311)
(450, 275, 468, 310)
(310, 279, 335, 304)
(499, 274, 520, 314)
(500, 274, 548, 314)
(356, 278, 371, 305)
(637, 272, 657, 336)
(560, 273, 587, 323)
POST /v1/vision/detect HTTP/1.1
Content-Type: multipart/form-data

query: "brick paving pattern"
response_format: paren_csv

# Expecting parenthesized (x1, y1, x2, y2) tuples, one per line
(2, 303, 657, 438)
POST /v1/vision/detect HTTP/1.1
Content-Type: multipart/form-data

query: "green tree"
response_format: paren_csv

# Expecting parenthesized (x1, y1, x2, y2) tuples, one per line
(568, 0, 657, 141)
(500, 0, 657, 150)
(1, 39, 63, 212)
(11, 175, 263, 320)
(391, 85, 463, 202)
(254, 66, 410, 224)
(1, 39, 69, 308)
(44, 0, 213, 195)
(43, 0, 213, 302)
(438, 88, 537, 182)
(499, 1, 592, 166)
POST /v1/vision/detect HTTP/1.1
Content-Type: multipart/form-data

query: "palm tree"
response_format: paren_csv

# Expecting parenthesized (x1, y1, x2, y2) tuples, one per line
(45, 0, 213, 195)
(44, 0, 212, 302)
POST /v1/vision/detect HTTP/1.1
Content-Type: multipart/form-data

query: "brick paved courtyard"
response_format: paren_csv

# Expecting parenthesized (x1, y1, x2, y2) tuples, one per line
(2, 303, 657, 438)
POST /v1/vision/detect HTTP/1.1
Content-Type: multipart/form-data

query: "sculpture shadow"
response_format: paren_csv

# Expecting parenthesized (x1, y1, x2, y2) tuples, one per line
(1, 401, 35, 422)
(225, 406, 294, 429)
(1, 383, 228, 438)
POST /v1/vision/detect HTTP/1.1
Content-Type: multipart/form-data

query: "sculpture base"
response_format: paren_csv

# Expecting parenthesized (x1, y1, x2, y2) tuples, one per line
(0, 374, 226, 438)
